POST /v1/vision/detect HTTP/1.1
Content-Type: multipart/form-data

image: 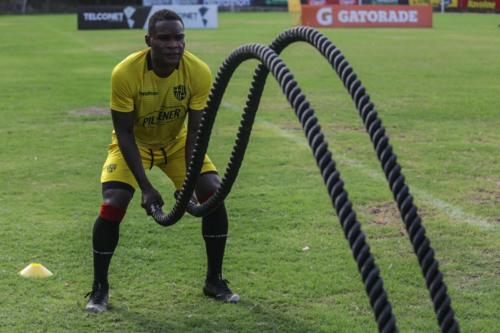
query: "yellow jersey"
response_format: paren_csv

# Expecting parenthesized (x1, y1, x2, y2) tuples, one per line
(109, 48, 212, 149)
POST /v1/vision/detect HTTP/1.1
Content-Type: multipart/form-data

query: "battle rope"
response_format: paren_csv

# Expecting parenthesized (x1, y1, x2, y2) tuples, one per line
(150, 27, 459, 333)
(271, 27, 459, 333)
(151, 42, 397, 333)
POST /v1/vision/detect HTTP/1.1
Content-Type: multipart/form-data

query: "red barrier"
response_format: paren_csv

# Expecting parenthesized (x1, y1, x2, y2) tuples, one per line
(301, 5, 433, 28)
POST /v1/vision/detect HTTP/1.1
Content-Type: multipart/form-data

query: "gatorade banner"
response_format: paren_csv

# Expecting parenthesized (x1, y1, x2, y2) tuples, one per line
(301, 5, 433, 28)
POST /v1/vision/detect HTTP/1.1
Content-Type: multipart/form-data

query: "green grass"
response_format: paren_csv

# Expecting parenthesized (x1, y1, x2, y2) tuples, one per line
(1, 12, 499, 333)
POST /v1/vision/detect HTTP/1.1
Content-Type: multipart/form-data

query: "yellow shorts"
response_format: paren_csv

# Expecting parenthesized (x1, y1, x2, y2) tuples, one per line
(100, 135, 217, 190)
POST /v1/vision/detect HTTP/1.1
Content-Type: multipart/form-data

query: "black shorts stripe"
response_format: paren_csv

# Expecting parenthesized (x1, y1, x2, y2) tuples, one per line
(102, 181, 135, 194)
(200, 170, 218, 176)
(161, 148, 168, 165)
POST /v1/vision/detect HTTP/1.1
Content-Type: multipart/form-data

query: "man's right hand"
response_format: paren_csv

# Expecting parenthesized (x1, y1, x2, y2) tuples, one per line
(141, 186, 164, 215)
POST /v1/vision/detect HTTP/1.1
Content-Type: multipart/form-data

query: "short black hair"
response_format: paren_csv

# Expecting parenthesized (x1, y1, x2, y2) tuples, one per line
(148, 9, 184, 34)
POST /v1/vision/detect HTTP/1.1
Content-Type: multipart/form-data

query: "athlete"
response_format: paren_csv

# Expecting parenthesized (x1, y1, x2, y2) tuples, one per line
(85, 9, 239, 313)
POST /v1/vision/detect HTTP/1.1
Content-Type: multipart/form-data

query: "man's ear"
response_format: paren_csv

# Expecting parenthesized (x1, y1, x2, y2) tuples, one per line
(145, 34, 151, 47)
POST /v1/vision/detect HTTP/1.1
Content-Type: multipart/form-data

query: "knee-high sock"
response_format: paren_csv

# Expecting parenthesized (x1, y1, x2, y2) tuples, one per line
(202, 203, 228, 281)
(92, 216, 120, 289)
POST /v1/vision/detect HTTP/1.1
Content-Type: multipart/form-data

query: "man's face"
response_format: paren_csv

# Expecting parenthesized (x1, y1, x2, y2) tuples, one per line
(147, 20, 185, 67)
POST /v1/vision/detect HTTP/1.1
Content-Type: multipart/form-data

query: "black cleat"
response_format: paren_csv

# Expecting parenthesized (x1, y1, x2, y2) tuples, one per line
(203, 278, 240, 303)
(85, 283, 109, 313)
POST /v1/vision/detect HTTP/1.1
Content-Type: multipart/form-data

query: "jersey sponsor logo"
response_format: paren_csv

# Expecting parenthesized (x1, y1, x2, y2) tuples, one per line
(139, 107, 183, 127)
(139, 91, 159, 96)
(173, 85, 187, 101)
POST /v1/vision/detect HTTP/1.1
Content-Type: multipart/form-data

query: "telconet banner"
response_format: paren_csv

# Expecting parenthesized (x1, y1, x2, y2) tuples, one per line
(78, 5, 218, 30)
(149, 5, 218, 28)
(301, 5, 433, 28)
(78, 6, 151, 29)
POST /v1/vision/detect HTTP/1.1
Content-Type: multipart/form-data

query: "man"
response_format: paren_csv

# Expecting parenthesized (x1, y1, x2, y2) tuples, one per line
(86, 9, 239, 313)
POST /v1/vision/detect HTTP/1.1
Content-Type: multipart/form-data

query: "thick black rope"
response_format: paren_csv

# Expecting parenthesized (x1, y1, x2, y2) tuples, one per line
(151, 43, 397, 333)
(150, 27, 458, 332)
(269, 27, 459, 333)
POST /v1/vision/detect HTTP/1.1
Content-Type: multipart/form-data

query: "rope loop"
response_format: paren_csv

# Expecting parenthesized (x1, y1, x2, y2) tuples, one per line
(149, 27, 459, 333)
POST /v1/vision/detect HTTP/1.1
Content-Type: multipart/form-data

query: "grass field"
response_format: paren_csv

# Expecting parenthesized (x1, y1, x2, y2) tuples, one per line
(0, 11, 499, 333)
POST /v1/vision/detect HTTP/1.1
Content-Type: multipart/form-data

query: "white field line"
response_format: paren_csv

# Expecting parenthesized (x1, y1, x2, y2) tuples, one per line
(222, 102, 492, 229)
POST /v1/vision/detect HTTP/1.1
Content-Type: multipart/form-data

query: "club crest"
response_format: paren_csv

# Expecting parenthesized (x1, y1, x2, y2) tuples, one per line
(106, 164, 117, 173)
(173, 85, 186, 101)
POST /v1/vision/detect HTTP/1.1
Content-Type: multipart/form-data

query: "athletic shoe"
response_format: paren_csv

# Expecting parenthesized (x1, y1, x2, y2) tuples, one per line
(203, 278, 240, 303)
(85, 283, 109, 313)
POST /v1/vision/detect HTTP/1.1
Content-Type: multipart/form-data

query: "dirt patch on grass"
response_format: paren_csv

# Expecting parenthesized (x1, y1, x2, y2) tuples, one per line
(364, 202, 401, 226)
(360, 201, 435, 237)
(280, 122, 302, 131)
(471, 187, 500, 205)
(335, 124, 365, 133)
(70, 107, 109, 117)
(280, 122, 365, 133)
(358, 202, 409, 237)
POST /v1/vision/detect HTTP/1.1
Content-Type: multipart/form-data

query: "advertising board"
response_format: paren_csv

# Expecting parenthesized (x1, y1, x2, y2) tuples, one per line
(149, 5, 218, 28)
(301, 5, 433, 27)
(409, 0, 458, 8)
(78, 5, 218, 30)
(467, 0, 496, 8)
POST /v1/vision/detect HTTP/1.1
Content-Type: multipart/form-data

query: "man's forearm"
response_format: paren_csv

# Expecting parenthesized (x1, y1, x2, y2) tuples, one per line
(116, 132, 152, 191)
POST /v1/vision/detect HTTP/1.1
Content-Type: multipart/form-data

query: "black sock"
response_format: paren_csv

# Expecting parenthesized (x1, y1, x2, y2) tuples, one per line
(202, 203, 228, 282)
(92, 216, 120, 290)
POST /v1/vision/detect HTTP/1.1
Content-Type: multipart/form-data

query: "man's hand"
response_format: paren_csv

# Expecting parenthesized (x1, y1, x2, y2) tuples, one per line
(141, 186, 164, 215)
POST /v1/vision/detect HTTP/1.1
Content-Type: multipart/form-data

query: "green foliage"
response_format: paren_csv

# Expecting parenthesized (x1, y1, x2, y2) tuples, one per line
(0, 12, 499, 333)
